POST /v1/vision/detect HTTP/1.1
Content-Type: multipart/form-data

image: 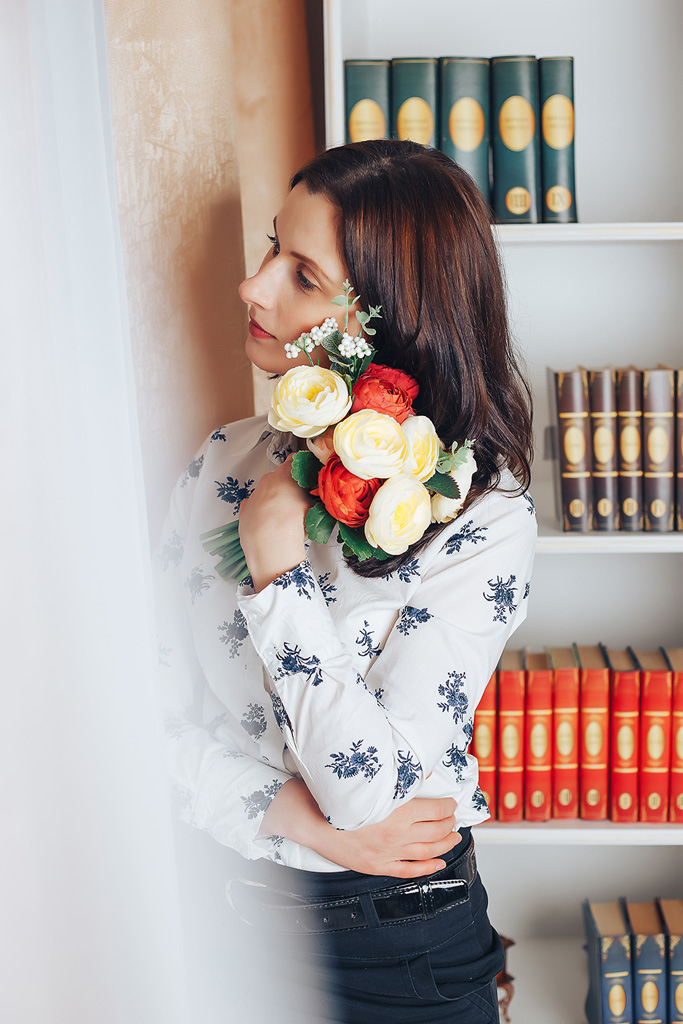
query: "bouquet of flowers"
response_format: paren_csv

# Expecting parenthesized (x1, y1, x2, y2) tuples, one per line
(201, 281, 476, 581)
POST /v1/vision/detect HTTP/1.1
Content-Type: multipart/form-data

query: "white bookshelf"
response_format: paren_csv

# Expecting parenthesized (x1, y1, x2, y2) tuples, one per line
(324, 2, 683, 1021)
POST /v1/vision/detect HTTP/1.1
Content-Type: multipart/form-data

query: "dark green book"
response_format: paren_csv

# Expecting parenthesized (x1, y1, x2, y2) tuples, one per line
(344, 60, 390, 143)
(539, 57, 578, 222)
(491, 55, 541, 223)
(583, 899, 634, 1024)
(438, 57, 490, 202)
(391, 58, 437, 147)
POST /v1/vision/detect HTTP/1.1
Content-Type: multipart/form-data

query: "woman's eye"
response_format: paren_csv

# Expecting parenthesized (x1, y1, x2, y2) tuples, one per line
(266, 233, 280, 256)
(297, 268, 316, 292)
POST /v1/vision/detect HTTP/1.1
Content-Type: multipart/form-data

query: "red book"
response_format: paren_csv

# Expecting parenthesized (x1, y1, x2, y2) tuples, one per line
(548, 647, 580, 819)
(472, 672, 497, 818)
(662, 648, 683, 823)
(524, 652, 552, 821)
(575, 645, 610, 820)
(630, 648, 673, 823)
(497, 650, 525, 822)
(602, 646, 640, 823)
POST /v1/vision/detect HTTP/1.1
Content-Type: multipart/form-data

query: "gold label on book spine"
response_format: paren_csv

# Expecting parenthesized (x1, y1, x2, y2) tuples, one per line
(474, 722, 493, 759)
(608, 985, 627, 1017)
(677, 794, 683, 811)
(650, 498, 667, 519)
(617, 724, 635, 761)
(585, 722, 604, 757)
(349, 99, 387, 142)
(676, 725, 683, 760)
(542, 94, 574, 149)
(623, 497, 639, 517)
(564, 425, 586, 464)
(641, 982, 659, 1013)
(530, 722, 549, 758)
(449, 97, 485, 151)
(505, 187, 531, 214)
(675, 983, 683, 1015)
(647, 426, 670, 464)
(597, 498, 613, 517)
(558, 787, 572, 806)
(618, 792, 633, 810)
(647, 792, 662, 810)
(647, 723, 666, 761)
(556, 721, 574, 756)
(594, 425, 615, 464)
(546, 186, 572, 213)
(499, 95, 535, 151)
(397, 97, 434, 144)
(586, 788, 601, 806)
(620, 425, 641, 464)
(568, 498, 585, 518)
(530, 790, 545, 807)
(503, 791, 518, 809)
(501, 723, 520, 760)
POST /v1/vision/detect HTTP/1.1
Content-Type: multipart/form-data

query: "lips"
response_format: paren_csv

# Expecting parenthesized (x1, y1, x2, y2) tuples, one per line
(248, 316, 276, 340)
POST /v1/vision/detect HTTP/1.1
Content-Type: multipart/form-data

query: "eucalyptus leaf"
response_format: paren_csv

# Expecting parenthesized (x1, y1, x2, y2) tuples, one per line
(305, 502, 336, 544)
(330, 296, 347, 307)
(355, 310, 369, 326)
(425, 472, 461, 500)
(363, 326, 376, 336)
(291, 451, 321, 490)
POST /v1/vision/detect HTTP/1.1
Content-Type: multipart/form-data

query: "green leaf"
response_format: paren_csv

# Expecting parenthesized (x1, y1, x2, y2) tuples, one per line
(363, 326, 376, 336)
(305, 502, 336, 544)
(330, 295, 347, 307)
(291, 451, 321, 490)
(425, 472, 461, 499)
(356, 352, 374, 378)
(320, 331, 343, 356)
(355, 310, 369, 326)
(337, 522, 391, 561)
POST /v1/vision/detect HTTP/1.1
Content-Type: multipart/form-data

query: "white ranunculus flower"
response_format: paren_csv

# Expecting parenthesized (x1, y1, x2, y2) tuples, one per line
(364, 475, 432, 555)
(333, 409, 411, 481)
(430, 447, 477, 523)
(268, 366, 352, 438)
(401, 415, 440, 482)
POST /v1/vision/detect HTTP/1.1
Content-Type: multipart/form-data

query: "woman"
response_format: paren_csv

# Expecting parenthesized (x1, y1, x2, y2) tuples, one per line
(155, 139, 536, 1023)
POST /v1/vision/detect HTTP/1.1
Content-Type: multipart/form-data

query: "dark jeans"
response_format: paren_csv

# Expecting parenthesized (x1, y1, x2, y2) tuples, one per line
(228, 829, 504, 1024)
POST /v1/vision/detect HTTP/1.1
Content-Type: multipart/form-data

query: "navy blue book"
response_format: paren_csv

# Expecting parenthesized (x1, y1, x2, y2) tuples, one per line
(624, 901, 667, 1024)
(658, 899, 683, 1024)
(583, 900, 634, 1024)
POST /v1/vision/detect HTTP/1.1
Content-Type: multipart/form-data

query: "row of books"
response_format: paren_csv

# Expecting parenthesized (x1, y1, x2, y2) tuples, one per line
(344, 55, 577, 223)
(584, 898, 683, 1024)
(552, 366, 683, 532)
(472, 646, 683, 823)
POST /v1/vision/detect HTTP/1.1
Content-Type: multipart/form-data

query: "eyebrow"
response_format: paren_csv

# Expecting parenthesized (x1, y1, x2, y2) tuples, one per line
(273, 216, 333, 286)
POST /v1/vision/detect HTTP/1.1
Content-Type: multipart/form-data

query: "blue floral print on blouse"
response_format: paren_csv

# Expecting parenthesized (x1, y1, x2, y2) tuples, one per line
(275, 643, 324, 686)
(443, 520, 488, 555)
(270, 690, 292, 733)
(442, 743, 468, 781)
(241, 779, 284, 819)
(472, 786, 489, 812)
(219, 610, 249, 657)
(394, 749, 422, 799)
(184, 565, 215, 604)
(525, 492, 536, 517)
(210, 427, 227, 442)
(356, 620, 382, 659)
(215, 476, 255, 512)
(437, 671, 469, 722)
(180, 455, 204, 487)
(382, 557, 420, 583)
(241, 703, 267, 740)
(326, 740, 382, 781)
(273, 561, 316, 600)
(159, 530, 183, 571)
(317, 572, 338, 605)
(396, 605, 433, 635)
(484, 574, 518, 624)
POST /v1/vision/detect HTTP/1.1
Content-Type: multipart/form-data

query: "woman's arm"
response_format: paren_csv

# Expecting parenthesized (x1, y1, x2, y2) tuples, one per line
(259, 778, 461, 877)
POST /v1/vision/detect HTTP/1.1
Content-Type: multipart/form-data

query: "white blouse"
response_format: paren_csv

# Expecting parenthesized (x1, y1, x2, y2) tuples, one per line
(154, 414, 536, 871)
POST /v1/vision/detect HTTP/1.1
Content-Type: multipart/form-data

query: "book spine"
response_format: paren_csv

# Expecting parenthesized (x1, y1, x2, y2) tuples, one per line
(616, 368, 644, 531)
(633, 932, 668, 1024)
(583, 901, 634, 1024)
(438, 58, 490, 203)
(555, 369, 592, 531)
(580, 666, 610, 819)
(524, 666, 552, 820)
(639, 668, 673, 822)
(552, 667, 580, 819)
(677, 370, 683, 530)
(497, 665, 525, 822)
(667, 922, 683, 1024)
(671, 663, 683, 823)
(539, 57, 577, 223)
(344, 60, 391, 143)
(643, 368, 675, 532)
(609, 670, 640, 823)
(589, 368, 619, 530)
(491, 56, 541, 223)
(471, 671, 497, 817)
(391, 58, 437, 147)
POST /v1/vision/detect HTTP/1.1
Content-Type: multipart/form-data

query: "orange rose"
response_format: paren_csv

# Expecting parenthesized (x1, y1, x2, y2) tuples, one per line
(360, 364, 419, 400)
(314, 455, 382, 527)
(351, 368, 415, 424)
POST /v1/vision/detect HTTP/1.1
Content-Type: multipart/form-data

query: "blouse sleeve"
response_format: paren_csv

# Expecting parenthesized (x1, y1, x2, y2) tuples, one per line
(236, 492, 536, 831)
(153, 442, 293, 859)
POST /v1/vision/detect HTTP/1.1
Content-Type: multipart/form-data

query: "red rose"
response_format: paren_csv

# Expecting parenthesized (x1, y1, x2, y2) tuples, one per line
(314, 455, 381, 527)
(351, 367, 416, 424)
(360, 364, 420, 400)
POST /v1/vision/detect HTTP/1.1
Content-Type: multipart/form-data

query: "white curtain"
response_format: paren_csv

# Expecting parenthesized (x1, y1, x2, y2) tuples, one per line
(0, 3, 189, 1020)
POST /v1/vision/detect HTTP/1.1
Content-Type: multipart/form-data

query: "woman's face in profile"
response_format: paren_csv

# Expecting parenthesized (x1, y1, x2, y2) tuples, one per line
(239, 183, 350, 375)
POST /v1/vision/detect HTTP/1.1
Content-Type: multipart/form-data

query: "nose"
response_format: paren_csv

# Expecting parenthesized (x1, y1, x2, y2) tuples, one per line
(238, 252, 275, 310)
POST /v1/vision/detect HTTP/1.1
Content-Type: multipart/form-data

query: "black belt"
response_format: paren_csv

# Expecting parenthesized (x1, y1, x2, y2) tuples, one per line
(226, 838, 477, 934)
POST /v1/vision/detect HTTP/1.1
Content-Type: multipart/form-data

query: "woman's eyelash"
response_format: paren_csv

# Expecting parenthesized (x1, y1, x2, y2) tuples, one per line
(297, 269, 315, 292)
(266, 233, 280, 254)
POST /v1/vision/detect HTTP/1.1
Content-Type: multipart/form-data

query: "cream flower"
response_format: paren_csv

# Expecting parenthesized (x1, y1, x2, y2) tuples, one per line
(333, 409, 411, 481)
(430, 447, 477, 523)
(306, 427, 336, 464)
(364, 475, 432, 555)
(401, 415, 440, 483)
(268, 366, 352, 439)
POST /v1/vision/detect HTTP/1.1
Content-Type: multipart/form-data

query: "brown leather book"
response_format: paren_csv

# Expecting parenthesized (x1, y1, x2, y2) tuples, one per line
(554, 368, 592, 531)
(616, 367, 643, 531)
(643, 366, 675, 532)
(588, 368, 619, 530)
(676, 370, 682, 531)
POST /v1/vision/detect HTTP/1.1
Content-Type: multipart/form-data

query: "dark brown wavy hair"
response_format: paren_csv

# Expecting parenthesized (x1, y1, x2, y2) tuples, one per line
(290, 140, 533, 577)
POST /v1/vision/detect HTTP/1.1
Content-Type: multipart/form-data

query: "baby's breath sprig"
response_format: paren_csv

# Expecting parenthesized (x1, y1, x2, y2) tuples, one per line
(284, 317, 339, 365)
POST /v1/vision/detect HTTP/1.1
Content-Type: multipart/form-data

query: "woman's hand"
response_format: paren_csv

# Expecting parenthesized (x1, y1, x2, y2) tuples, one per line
(239, 455, 316, 592)
(259, 778, 460, 878)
